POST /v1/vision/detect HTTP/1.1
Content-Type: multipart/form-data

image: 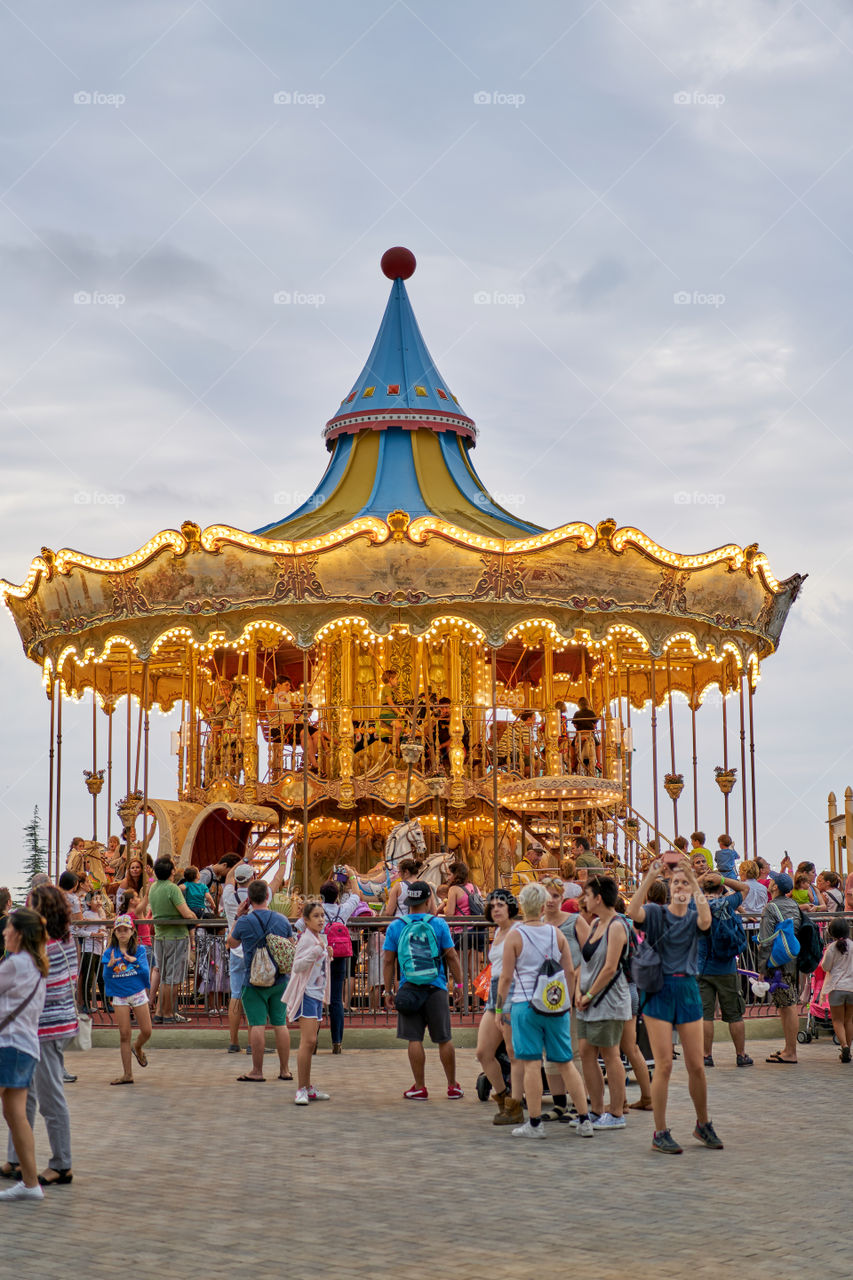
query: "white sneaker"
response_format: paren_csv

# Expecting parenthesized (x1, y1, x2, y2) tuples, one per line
(593, 1112, 627, 1130)
(512, 1120, 546, 1139)
(294, 1087, 310, 1106)
(0, 1181, 44, 1201)
(570, 1111, 600, 1127)
(306, 1087, 330, 1101)
(575, 1118, 595, 1138)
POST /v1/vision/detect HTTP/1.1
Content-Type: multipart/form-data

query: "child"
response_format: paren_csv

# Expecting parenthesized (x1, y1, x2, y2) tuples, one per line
(101, 915, 152, 1085)
(286, 901, 332, 1105)
(181, 867, 215, 917)
(792, 872, 812, 907)
(126, 892, 153, 978)
(821, 918, 853, 1062)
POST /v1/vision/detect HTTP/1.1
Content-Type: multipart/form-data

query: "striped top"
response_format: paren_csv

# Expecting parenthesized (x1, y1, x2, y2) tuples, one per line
(41, 939, 79, 1042)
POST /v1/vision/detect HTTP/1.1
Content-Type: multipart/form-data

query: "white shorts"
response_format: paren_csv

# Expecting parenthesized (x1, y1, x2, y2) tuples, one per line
(113, 992, 149, 1008)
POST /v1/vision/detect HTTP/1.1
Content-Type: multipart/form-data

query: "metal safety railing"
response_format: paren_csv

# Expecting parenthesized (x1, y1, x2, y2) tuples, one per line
(85, 912, 850, 1029)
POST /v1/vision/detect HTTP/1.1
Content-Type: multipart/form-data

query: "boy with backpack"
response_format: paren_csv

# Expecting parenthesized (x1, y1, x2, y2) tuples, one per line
(697, 873, 752, 1068)
(381, 882, 464, 1101)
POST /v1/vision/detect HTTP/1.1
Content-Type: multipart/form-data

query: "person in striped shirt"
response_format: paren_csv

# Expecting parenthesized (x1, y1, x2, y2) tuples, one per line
(1, 885, 78, 1186)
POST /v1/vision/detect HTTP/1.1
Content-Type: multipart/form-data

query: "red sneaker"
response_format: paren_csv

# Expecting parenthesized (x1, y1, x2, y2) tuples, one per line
(403, 1086, 429, 1101)
(447, 1083, 464, 1100)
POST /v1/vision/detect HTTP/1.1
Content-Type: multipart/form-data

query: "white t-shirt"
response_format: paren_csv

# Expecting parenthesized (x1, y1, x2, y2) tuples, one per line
(295, 893, 361, 934)
(305, 950, 328, 1000)
(222, 884, 250, 957)
(0, 952, 46, 1059)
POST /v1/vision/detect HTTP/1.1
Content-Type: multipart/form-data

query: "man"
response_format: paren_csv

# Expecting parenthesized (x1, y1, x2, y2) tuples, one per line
(715, 834, 739, 878)
(222, 862, 255, 1053)
(149, 858, 197, 1025)
(759, 872, 800, 1064)
(572, 697, 598, 775)
(382, 881, 464, 1101)
(572, 836, 600, 871)
(509, 842, 545, 897)
(227, 879, 292, 1082)
(691, 831, 714, 870)
(697, 872, 753, 1068)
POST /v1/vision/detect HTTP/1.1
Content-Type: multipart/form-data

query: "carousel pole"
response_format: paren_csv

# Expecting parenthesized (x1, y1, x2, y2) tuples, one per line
(141, 662, 150, 854)
(126, 652, 132, 797)
(188, 646, 198, 790)
(134, 669, 144, 794)
(302, 646, 310, 895)
(244, 636, 259, 804)
(56, 677, 63, 871)
(47, 672, 56, 881)
(739, 670, 749, 859)
(666, 651, 678, 838)
(691, 667, 698, 834)
(491, 646, 500, 891)
(542, 635, 560, 777)
(107, 670, 114, 844)
(91, 672, 98, 841)
(178, 654, 187, 798)
(748, 672, 758, 861)
(650, 657, 660, 842)
(721, 674, 730, 836)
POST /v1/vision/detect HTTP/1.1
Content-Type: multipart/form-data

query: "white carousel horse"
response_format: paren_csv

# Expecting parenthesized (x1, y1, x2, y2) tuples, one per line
(576, 730, 597, 777)
(355, 819, 427, 898)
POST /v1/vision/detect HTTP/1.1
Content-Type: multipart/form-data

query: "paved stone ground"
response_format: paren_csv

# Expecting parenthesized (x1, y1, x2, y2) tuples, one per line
(11, 1034, 851, 1280)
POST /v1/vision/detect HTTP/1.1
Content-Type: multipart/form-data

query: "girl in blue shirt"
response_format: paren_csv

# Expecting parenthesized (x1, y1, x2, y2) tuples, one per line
(101, 915, 151, 1086)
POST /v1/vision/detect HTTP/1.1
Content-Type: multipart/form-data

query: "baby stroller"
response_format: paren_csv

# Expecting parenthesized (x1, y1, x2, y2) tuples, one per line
(476, 1041, 512, 1101)
(797, 965, 838, 1045)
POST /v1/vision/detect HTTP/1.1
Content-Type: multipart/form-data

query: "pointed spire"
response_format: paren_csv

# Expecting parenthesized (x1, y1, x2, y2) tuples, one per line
(323, 248, 476, 449)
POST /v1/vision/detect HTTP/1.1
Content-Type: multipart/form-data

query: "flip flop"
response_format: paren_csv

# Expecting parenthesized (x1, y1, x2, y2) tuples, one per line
(132, 1045, 148, 1068)
(236, 1075, 265, 1082)
(110, 1078, 134, 1085)
(765, 1052, 797, 1064)
(277, 1073, 294, 1081)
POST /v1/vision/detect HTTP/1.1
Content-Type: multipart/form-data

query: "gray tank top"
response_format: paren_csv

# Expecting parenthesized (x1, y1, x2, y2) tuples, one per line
(578, 917, 632, 1021)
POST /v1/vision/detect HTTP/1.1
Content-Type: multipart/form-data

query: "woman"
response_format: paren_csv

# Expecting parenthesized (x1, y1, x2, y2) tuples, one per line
(115, 857, 149, 916)
(496, 882, 591, 1139)
(573, 874, 633, 1129)
(442, 861, 486, 994)
(821, 918, 853, 1061)
(740, 861, 769, 915)
(540, 875, 589, 1121)
(286, 903, 332, 1105)
(793, 862, 825, 911)
(305, 875, 364, 1055)
(627, 858, 720, 1155)
(384, 858, 428, 919)
(101, 915, 152, 1085)
(755, 856, 772, 889)
(2, 888, 76, 1187)
(817, 870, 844, 913)
(474, 890, 522, 1126)
(0, 908, 48, 1202)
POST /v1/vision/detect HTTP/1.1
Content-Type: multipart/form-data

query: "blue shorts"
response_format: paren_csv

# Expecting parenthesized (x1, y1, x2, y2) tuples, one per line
(229, 950, 246, 999)
(511, 1002, 573, 1062)
(642, 974, 703, 1026)
(485, 976, 514, 1013)
(289, 994, 323, 1021)
(0, 1046, 38, 1090)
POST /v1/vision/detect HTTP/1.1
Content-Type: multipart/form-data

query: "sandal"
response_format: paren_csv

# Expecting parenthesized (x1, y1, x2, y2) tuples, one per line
(277, 1072, 294, 1081)
(765, 1052, 797, 1064)
(38, 1170, 73, 1186)
(237, 1074, 265, 1082)
(0, 1162, 20, 1180)
(132, 1044, 148, 1068)
(110, 1077, 135, 1085)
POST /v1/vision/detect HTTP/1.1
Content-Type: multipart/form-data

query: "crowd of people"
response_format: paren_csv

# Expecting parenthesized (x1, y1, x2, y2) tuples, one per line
(0, 835, 851, 1201)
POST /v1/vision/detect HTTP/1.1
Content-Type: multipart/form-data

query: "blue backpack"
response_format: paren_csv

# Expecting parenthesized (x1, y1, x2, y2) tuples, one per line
(767, 906, 800, 968)
(398, 915, 441, 985)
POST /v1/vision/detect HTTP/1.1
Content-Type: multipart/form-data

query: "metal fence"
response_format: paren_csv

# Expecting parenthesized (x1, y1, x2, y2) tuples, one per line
(86, 912, 850, 1030)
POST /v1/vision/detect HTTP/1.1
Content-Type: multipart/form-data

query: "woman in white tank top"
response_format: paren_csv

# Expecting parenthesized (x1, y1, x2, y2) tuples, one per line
(475, 890, 521, 1124)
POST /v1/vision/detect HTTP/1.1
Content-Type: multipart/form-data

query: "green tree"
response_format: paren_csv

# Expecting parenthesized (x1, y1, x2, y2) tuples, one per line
(18, 805, 47, 899)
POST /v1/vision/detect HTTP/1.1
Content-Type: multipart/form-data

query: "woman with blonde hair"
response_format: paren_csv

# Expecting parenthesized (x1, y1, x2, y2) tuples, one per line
(0, 908, 49, 1202)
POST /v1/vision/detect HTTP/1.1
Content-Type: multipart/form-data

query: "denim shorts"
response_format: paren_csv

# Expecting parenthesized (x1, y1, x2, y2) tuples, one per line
(228, 950, 246, 999)
(0, 1045, 39, 1090)
(288, 993, 323, 1022)
(485, 976, 515, 1013)
(642, 974, 703, 1026)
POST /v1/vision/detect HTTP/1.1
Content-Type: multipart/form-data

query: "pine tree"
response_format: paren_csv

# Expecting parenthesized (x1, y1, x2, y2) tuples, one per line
(18, 805, 47, 898)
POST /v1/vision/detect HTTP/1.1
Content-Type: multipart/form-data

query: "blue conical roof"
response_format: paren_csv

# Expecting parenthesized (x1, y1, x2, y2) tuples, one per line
(324, 273, 476, 448)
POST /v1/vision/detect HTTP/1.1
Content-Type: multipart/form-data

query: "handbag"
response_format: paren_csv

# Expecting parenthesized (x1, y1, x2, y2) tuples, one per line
(0, 976, 42, 1036)
(631, 919, 664, 995)
(766, 904, 800, 969)
(60, 944, 91, 1053)
(394, 982, 432, 1014)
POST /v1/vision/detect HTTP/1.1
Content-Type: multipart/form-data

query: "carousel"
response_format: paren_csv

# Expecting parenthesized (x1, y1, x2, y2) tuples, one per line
(1, 246, 805, 895)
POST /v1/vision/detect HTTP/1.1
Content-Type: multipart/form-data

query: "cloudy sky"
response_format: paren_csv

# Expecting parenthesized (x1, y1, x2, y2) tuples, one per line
(1, 0, 851, 888)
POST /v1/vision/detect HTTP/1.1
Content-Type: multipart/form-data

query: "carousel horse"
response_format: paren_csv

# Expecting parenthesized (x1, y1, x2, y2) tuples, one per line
(67, 840, 109, 885)
(575, 730, 597, 777)
(355, 819, 428, 898)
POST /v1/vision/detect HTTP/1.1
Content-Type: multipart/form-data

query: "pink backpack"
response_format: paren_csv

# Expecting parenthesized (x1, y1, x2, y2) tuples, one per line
(325, 906, 353, 958)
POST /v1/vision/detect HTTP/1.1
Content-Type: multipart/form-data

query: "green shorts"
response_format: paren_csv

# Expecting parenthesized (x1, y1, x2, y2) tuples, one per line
(241, 981, 289, 1028)
(698, 973, 746, 1023)
(575, 1015, 625, 1048)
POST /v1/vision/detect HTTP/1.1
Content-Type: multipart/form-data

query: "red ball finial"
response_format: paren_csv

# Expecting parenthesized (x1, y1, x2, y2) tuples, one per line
(381, 246, 416, 280)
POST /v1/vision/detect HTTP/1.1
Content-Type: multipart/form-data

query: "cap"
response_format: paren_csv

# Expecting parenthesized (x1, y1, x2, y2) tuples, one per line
(234, 863, 254, 883)
(113, 914, 134, 930)
(405, 881, 431, 905)
(769, 871, 793, 894)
